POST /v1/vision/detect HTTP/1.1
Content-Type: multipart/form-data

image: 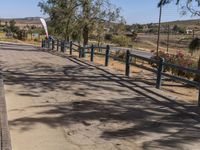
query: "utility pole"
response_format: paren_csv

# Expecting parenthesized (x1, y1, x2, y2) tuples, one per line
(156, 3, 163, 57)
(167, 25, 170, 52)
(191, 29, 195, 56)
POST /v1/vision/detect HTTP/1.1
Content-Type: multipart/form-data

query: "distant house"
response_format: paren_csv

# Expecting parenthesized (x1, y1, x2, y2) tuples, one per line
(186, 29, 193, 35)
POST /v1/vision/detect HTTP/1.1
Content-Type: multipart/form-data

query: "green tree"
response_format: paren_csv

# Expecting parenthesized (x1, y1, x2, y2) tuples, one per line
(95, 21, 105, 46)
(9, 20, 19, 33)
(5, 21, 8, 27)
(39, 0, 79, 41)
(39, 0, 122, 45)
(74, 0, 122, 45)
(113, 20, 126, 34)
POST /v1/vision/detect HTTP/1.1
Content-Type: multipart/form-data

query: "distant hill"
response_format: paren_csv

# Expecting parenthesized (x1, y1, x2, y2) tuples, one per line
(1, 17, 200, 31)
(161, 19, 200, 28)
(126, 19, 200, 34)
(0, 17, 42, 24)
(0, 17, 44, 28)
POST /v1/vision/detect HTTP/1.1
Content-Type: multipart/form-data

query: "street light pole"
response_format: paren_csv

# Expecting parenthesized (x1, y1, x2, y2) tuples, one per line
(156, 4, 162, 57)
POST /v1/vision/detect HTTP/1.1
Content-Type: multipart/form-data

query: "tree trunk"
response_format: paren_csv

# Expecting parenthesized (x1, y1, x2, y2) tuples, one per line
(82, 0, 90, 46)
(64, 34, 70, 42)
(83, 25, 89, 45)
(67, 36, 70, 42)
(98, 36, 101, 52)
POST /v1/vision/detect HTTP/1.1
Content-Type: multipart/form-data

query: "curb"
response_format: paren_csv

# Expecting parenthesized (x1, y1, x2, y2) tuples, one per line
(0, 77, 12, 150)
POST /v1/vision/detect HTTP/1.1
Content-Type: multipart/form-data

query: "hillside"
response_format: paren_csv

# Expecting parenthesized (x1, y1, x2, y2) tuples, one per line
(0, 17, 42, 28)
(162, 19, 200, 27)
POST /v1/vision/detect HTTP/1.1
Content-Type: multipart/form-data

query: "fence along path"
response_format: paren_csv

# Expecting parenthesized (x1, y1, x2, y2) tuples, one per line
(125, 51, 200, 106)
(42, 39, 200, 106)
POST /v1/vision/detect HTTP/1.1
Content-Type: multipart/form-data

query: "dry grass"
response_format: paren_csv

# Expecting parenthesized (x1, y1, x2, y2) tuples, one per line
(0, 32, 5, 37)
(0, 38, 20, 43)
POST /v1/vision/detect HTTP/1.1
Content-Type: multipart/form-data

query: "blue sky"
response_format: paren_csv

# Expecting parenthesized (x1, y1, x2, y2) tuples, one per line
(0, 0, 199, 24)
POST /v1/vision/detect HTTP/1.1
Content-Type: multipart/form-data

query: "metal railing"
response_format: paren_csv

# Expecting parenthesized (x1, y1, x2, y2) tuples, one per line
(42, 39, 110, 66)
(42, 39, 200, 106)
(125, 50, 200, 106)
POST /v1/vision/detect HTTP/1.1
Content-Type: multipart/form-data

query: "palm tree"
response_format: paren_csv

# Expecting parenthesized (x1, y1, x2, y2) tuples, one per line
(189, 37, 200, 81)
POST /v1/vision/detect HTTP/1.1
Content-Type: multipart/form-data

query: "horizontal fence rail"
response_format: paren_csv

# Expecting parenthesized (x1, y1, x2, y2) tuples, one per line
(42, 39, 110, 66)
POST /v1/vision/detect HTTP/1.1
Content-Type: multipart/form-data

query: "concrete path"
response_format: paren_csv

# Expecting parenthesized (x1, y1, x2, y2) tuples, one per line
(0, 77, 12, 150)
(0, 42, 200, 150)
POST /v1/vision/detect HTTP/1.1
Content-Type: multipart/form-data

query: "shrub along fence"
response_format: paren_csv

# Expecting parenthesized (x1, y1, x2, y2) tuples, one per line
(126, 50, 200, 106)
(42, 39, 200, 106)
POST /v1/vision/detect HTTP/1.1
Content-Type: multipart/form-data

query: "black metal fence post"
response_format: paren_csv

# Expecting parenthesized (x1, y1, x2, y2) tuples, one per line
(198, 87, 200, 107)
(57, 40, 59, 51)
(60, 41, 63, 52)
(90, 44, 94, 62)
(156, 58, 164, 89)
(43, 40, 45, 48)
(79, 46, 82, 58)
(61, 41, 65, 52)
(47, 40, 50, 49)
(105, 45, 110, 66)
(82, 45, 86, 58)
(44, 40, 46, 48)
(52, 40, 55, 50)
(41, 40, 44, 48)
(63, 41, 66, 52)
(44, 40, 47, 48)
(125, 50, 130, 77)
(70, 41, 73, 55)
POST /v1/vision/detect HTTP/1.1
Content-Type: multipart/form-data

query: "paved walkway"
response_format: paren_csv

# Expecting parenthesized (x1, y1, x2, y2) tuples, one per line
(0, 77, 12, 150)
(1, 42, 200, 150)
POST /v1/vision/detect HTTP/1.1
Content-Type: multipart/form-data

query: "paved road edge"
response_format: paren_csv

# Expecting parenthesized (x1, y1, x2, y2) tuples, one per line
(0, 77, 12, 150)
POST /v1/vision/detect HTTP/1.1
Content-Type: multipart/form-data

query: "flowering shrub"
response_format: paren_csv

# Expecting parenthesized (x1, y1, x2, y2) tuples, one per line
(151, 51, 197, 79)
(113, 49, 198, 80)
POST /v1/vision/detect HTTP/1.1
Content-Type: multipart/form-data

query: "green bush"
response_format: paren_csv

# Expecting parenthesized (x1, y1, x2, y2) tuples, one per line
(112, 35, 132, 47)
(34, 38, 39, 42)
